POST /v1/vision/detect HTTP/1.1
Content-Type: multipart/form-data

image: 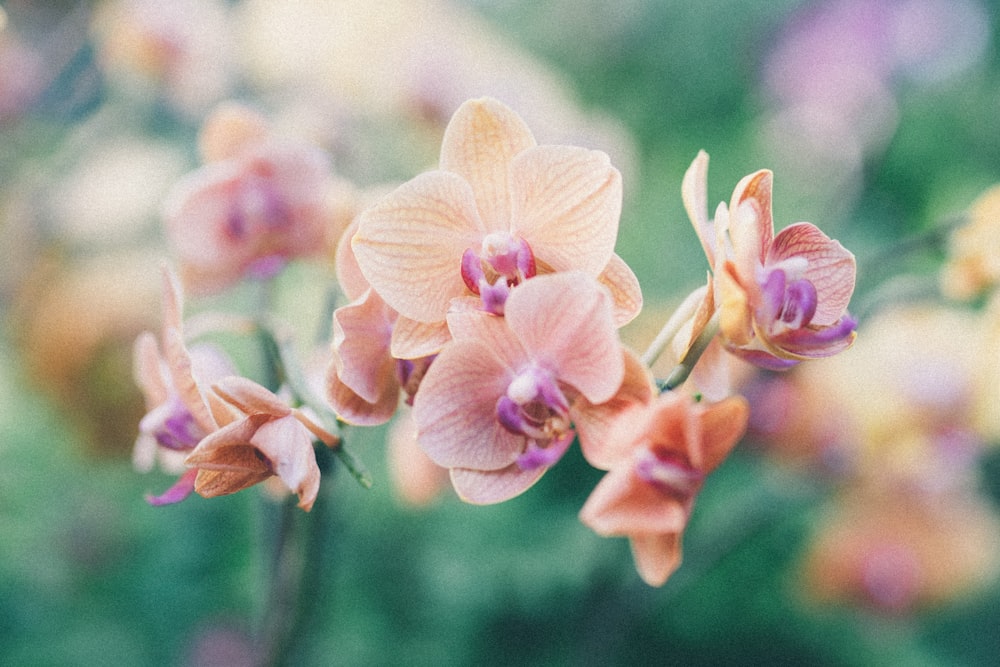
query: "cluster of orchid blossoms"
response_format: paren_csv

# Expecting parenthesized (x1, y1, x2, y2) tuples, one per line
(133, 97, 857, 587)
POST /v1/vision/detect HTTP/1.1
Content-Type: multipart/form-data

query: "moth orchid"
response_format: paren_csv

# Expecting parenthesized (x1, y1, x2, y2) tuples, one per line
(580, 392, 748, 586)
(682, 150, 856, 369)
(412, 271, 625, 503)
(133, 267, 234, 505)
(352, 96, 641, 359)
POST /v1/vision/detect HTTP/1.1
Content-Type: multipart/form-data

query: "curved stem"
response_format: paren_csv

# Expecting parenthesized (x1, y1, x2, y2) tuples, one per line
(255, 446, 336, 667)
(255, 495, 299, 667)
(858, 212, 966, 272)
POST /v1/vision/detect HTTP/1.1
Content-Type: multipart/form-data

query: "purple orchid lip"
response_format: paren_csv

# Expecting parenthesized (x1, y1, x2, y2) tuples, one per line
(479, 279, 511, 316)
(516, 430, 574, 471)
(780, 278, 818, 327)
(759, 267, 818, 330)
(396, 355, 436, 404)
(496, 364, 573, 466)
(635, 447, 703, 497)
(460, 235, 536, 315)
(773, 313, 858, 356)
(146, 468, 199, 506)
(140, 394, 203, 451)
(224, 175, 291, 239)
(460, 247, 485, 295)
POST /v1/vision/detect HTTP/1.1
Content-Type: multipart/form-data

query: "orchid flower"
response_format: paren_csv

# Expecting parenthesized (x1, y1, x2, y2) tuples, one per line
(352, 96, 641, 359)
(132, 266, 234, 505)
(163, 103, 335, 294)
(682, 151, 856, 369)
(412, 271, 625, 504)
(579, 392, 749, 586)
(186, 376, 336, 511)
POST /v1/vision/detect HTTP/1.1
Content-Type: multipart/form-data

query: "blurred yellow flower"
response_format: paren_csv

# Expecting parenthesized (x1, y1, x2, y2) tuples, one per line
(941, 184, 1000, 300)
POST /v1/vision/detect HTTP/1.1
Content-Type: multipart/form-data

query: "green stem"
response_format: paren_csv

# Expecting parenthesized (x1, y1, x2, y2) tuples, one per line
(255, 495, 300, 667)
(256, 279, 285, 393)
(256, 448, 337, 667)
(858, 212, 967, 271)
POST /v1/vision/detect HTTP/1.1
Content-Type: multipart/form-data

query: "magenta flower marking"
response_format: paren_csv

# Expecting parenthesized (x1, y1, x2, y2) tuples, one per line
(493, 363, 574, 470)
(634, 447, 704, 498)
(139, 394, 204, 451)
(460, 233, 536, 314)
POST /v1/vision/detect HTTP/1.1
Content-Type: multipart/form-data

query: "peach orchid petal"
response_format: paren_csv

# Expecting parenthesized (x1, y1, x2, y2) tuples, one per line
(353, 170, 483, 322)
(716, 262, 754, 347)
(412, 339, 524, 470)
(331, 288, 396, 405)
(631, 533, 684, 587)
(690, 395, 749, 472)
(728, 169, 774, 279)
(511, 145, 622, 277)
(439, 97, 536, 232)
(163, 327, 218, 434)
(768, 222, 856, 326)
(188, 412, 320, 511)
(188, 413, 270, 473)
(251, 415, 320, 511)
(161, 265, 185, 331)
(446, 307, 528, 366)
(687, 338, 736, 402)
(164, 141, 332, 294)
(326, 361, 399, 426)
(579, 392, 749, 587)
(449, 463, 547, 505)
(334, 218, 370, 302)
(133, 331, 170, 408)
(194, 466, 269, 500)
(574, 349, 655, 470)
(505, 271, 624, 404)
(580, 466, 691, 536)
(390, 315, 452, 360)
(206, 388, 242, 428)
(682, 150, 715, 265)
(598, 253, 643, 327)
(212, 375, 292, 417)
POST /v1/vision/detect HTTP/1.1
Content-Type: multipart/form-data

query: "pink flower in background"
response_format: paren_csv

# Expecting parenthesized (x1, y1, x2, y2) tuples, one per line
(0, 30, 45, 124)
(386, 407, 451, 507)
(163, 103, 334, 294)
(187, 376, 336, 512)
(683, 151, 857, 369)
(412, 271, 624, 504)
(801, 487, 1000, 614)
(132, 266, 233, 505)
(352, 96, 640, 358)
(579, 392, 749, 586)
(759, 0, 988, 209)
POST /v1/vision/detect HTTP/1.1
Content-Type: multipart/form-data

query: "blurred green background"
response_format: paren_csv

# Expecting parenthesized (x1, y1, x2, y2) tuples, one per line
(3, 0, 1000, 665)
